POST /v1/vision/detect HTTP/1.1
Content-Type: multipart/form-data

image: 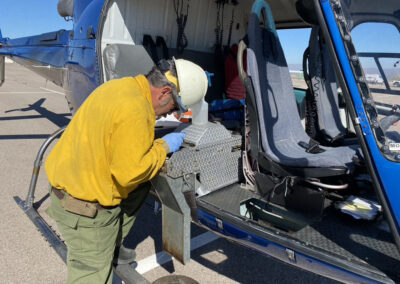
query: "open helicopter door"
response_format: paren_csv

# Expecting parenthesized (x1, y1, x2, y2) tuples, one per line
(317, 0, 400, 250)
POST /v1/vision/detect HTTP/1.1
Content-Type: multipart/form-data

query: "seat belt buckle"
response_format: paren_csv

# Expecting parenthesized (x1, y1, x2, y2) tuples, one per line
(298, 139, 325, 154)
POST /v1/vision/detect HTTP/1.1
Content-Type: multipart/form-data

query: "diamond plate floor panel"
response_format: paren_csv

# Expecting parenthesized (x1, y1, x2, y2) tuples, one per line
(199, 184, 400, 281)
(200, 184, 256, 215)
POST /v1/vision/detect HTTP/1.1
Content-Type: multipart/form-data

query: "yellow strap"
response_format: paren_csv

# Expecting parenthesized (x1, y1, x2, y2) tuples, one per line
(165, 71, 180, 92)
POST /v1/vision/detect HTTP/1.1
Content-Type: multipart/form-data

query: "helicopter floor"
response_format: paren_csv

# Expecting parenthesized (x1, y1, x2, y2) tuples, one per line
(199, 183, 400, 281)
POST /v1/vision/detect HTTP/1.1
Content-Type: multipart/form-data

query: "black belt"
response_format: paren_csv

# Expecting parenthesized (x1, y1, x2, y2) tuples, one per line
(52, 187, 116, 211)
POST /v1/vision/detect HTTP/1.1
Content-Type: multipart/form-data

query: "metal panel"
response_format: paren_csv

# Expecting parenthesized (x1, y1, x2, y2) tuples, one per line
(152, 173, 191, 264)
(167, 139, 241, 193)
(166, 123, 242, 195)
(101, 0, 252, 52)
(182, 122, 233, 146)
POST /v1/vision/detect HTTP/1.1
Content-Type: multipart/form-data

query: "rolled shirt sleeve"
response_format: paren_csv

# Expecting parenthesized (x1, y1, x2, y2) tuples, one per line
(109, 114, 167, 189)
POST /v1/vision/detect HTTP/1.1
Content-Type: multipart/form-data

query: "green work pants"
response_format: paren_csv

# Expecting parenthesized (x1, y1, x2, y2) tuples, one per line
(46, 183, 150, 284)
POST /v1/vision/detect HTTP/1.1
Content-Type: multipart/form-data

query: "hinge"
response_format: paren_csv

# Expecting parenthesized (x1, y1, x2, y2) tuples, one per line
(86, 26, 96, 39)
(286, 248, 296, 262)
(216, 218, 223, 230)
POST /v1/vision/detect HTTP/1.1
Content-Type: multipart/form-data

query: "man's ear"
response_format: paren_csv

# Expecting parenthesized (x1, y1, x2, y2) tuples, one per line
(158, 86, 172, 103)
(160, 86, 172, 97)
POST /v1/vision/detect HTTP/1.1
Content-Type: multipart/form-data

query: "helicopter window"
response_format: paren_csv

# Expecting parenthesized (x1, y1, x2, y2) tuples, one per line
(352, 23, 400, 96)
(351, 22, 400, 153)
(380, 57, 400, 92)
(277, 28, 311, 90)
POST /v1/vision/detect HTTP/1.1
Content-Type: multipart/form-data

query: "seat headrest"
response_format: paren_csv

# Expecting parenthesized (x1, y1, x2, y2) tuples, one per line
(295, 0, 319, 25)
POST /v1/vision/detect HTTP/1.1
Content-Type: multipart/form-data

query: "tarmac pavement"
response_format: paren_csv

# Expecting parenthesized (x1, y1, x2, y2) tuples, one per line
(0, 62, 339, 284)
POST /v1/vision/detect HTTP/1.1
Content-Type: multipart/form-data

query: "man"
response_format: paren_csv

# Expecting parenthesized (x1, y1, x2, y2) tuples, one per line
(45, 58, 208, 283)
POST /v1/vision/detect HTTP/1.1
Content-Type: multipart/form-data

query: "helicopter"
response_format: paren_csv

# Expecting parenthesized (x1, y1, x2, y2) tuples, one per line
(1, 0, 399, 283)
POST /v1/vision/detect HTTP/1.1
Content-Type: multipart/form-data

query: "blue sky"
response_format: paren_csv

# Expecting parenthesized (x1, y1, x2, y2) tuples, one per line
(278, 28, 311, 66)
(352, 23, 400, 70)
(0, 0, 72, 38)
(352, 23, 400, 54)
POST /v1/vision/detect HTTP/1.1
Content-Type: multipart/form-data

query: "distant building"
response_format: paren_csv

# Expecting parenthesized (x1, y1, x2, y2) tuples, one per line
(365, 74, 383, 84)
(289, 70, 304, 80)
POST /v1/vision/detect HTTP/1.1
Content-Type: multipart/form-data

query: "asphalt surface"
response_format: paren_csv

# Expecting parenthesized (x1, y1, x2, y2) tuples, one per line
(0, 62, 340, 284)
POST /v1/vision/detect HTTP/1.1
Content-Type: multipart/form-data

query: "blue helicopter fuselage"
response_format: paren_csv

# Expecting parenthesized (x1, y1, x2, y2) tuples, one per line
(0, 0, 103, 110)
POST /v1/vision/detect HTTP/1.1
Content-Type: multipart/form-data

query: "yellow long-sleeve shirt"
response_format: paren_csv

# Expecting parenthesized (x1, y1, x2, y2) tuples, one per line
(45, 75, 168, 206)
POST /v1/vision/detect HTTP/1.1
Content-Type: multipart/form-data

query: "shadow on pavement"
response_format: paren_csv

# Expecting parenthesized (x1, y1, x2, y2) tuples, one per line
(0, 98, 71, 140)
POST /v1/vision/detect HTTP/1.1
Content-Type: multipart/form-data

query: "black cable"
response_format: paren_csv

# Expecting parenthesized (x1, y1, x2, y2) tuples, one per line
(215, 2, 221, 51)
(174, 0, 189, 54)
(220, 2, 225, 47)
(227, 8, 235, 49)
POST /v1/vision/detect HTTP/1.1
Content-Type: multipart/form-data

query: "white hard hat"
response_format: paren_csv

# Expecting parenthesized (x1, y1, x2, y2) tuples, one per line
(173, 58, 208, 108)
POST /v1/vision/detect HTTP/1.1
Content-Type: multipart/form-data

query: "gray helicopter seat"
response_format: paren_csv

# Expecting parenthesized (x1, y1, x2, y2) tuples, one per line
(246, 2, 361, 171)
(303, 26, 358, 144)
(307, 27, 346, 140)
(103, 44, 154, 81)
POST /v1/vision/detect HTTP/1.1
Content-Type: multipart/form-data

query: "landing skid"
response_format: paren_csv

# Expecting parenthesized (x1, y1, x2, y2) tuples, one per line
(13, 127, 150, 284)
(14, 196, 67, 262)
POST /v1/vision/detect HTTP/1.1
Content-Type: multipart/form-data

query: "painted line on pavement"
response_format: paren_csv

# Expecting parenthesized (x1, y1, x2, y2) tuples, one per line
(135, 231, 219, 274)
(0, 91, 52, 94)
(40, 87, 65, 96)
